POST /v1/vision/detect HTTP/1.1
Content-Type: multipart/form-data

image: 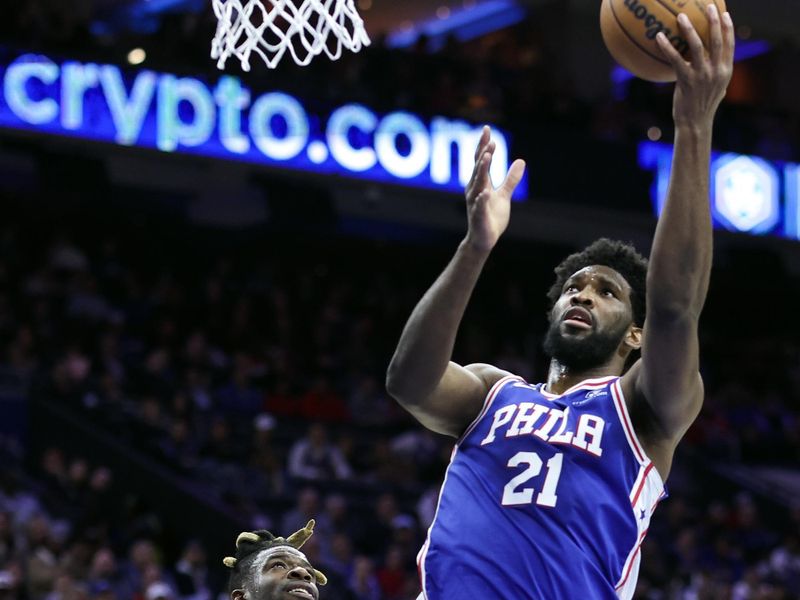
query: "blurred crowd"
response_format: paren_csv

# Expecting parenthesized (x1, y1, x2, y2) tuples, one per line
(0, 212, 797, 599)
(2, 0, 800, 162)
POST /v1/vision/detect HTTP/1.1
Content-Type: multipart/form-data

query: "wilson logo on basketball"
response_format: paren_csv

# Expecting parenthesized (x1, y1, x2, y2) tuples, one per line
(622, 0, 689, 55)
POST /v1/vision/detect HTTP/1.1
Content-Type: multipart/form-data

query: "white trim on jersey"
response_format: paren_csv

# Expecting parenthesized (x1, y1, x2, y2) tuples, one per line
(615, 529, 646, 600)
(614, 459, 666, 597)
(417, 444, 456, 600)
(609, 379, 648, 467)
(538, 375, 619, 399)
(418, 375, 521, 600)
(457, 375, 523, 444)
(609, 378, 666, 599)
(615, 470, 665, 598)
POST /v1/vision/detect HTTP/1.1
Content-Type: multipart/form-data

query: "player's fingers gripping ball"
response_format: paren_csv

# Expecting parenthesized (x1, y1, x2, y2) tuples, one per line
(600, 0, 727, 82)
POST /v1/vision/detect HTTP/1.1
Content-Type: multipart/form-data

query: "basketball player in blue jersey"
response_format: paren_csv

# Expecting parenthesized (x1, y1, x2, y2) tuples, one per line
(386, 6, 735, 600)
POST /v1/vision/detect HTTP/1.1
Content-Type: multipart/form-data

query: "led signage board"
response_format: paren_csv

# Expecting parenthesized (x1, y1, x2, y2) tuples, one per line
(0, 52, 525, 197)
(639, 141, 800, 240)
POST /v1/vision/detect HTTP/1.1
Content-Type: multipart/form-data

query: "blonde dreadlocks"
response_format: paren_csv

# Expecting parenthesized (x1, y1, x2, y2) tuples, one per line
(223, 519, 328, 592)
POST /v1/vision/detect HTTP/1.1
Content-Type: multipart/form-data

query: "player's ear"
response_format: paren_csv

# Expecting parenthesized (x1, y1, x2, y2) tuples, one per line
(624, 326, 643, 351)
(231, 589, 245, 600)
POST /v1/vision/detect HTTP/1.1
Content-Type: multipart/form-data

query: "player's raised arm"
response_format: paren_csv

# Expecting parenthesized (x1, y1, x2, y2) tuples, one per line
(385, 127, 526, 437)
(624, 6, 734, 458)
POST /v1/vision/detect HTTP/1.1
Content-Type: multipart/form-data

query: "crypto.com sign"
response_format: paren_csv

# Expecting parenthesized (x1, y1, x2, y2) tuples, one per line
(0, 52, 524, 197)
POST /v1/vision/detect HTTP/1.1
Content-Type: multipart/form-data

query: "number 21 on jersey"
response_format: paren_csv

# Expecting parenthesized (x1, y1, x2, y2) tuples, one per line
(502, 451, 563, 508)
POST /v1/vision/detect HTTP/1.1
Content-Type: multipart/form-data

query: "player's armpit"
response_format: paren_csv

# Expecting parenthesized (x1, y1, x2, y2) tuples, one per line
(391, 362, 510, 438)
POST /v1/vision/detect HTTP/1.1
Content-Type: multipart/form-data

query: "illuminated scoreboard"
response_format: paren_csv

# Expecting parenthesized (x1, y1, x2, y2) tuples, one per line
(0, 52, 524, 198)
(639, 142, 800, 241)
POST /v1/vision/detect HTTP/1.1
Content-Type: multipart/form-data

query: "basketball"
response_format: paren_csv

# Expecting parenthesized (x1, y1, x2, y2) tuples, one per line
(600, 0, 727, 82)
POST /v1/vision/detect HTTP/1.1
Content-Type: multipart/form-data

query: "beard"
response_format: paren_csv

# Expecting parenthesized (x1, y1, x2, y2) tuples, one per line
(543, 318, 629, 371)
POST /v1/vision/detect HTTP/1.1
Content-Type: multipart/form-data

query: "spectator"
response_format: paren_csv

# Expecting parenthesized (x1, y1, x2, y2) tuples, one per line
(0, 513, 15, 566)
(172, 540, 213, 600)
(287, 424, 352, 481)
(376, 546, 409, 600)
(281, 488, 321, 539)
(349, 557, 381, 600)
(323, 533, 355, 580)
(25, 515, 59, 599)
(199, 416, 243, 464)
(316, 494, 357, 542)
(144, 581, 174, 600)
(87, 547, 130, 599)
(122, 540, 160, 595)
(298, 377, 349, 423)
(215, 354, 262, 418)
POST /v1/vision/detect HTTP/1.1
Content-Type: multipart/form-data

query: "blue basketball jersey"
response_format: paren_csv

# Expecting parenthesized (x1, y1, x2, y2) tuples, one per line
(417, 376, 666, 600)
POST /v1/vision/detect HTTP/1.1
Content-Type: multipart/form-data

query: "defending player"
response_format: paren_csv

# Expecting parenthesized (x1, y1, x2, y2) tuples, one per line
(386, 6, 734, 599)
(223, 520, 326, 600)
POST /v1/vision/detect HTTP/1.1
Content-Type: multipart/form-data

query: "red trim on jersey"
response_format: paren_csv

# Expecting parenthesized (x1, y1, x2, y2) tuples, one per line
(610, 379, 646, 464)
(615, 529, 649, 591)
(630, 462, 655, 507)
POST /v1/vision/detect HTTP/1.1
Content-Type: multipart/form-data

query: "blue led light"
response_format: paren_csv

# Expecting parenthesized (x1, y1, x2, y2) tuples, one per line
(610, 39, 772, 93)
(215, 76, 251, 154)
(326, 104, 378, 173)
(786, 165, 800, 239)
(639, 141, 800, 242)
(100, 66, 158, 145)
(249, 92, 309, 160)
(156, 74, 216, 151)
(3, 56, 60, 125)
(61, 62, 99, 130)
(375, 112, 431, 179)
(388, 0, 526, 49)
(712, 154, 779, 234)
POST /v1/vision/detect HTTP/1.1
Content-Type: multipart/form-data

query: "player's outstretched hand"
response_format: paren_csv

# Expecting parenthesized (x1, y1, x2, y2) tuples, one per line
(464, 126, 526, 253)
(655, 4, 734, 129)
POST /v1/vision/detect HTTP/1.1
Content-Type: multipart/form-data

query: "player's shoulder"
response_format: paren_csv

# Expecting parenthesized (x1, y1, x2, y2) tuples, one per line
(463, 363, 517, 392)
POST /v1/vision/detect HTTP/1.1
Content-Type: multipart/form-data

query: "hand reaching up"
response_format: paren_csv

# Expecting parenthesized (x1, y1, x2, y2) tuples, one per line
(464, 126, 526, 253)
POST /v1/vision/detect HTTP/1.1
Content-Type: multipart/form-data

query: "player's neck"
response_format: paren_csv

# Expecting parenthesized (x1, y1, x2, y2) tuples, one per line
(545, 359, 621, 396)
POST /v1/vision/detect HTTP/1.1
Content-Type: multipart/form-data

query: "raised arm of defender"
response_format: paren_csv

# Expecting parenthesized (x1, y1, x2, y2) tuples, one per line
(621, 5, 735, 475)
(385, 127, 526, 437)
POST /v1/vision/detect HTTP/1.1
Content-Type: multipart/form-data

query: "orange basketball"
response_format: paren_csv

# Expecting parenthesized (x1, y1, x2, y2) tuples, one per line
(600, 0, 727, 82)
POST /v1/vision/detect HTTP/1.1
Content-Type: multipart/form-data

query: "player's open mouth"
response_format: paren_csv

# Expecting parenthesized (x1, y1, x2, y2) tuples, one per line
(562, 307, 593, 330)
(287, 585, 315, 599)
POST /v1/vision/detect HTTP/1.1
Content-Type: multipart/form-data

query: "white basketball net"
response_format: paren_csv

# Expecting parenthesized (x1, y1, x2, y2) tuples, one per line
(210, 0, 371, 71)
